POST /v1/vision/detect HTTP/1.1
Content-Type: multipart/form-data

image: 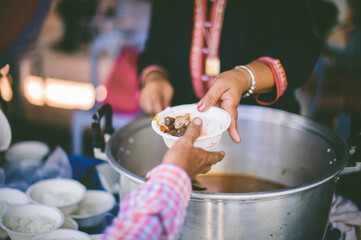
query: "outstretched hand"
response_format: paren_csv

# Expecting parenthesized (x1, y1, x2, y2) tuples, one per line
(197, 62, 275, 143)
(162, 118, 225, 179)
(197, 69, 249, 143)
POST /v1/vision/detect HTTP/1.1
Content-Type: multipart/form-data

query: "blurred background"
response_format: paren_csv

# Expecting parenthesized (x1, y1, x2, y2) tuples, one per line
(0, 0, 150, 156)
(0, 0, 360, 157)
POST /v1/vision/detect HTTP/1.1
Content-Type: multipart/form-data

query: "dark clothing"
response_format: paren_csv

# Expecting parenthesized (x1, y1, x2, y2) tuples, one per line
(138, 0, 321, 114)
(0, 0, 50, 69)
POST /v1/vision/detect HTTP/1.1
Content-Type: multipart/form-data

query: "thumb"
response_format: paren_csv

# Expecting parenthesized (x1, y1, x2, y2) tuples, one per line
(182, 118, 203, 143)
(197, 81, 225, 112)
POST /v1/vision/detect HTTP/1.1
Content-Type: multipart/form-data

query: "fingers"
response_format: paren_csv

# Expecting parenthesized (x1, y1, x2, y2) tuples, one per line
(152, 95, 163, 115)
(139, 81, 173, 115)
(221, 103, 241, 143)
(182, 118, 203, 143)
(197, 80, 227, 112)
(139, 93, 161, 115)
(206, 150, 225, 165)
(199, 150, 225, 174)
(163, 87, 173, 109)
(139, 92, 153, 114)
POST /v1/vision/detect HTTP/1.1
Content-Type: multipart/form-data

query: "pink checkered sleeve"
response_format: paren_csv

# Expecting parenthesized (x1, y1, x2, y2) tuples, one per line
(102, 163, 192, 240)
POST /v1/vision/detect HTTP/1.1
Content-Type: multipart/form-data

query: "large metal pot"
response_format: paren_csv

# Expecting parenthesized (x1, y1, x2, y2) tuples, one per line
(93, 105, 359, 240)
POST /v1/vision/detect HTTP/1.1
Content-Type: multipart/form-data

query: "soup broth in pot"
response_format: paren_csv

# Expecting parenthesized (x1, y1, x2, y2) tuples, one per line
(195, 173, 288, 193)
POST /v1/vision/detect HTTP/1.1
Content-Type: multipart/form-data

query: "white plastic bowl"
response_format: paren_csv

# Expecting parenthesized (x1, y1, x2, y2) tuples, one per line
(0, 188, 30, 211)
(0, 188, 31, 240)
(152, 104, 231, 150)
(59, 217, 78, 230)
(32, 229, 91, 240)
(70, 190, 115, 228)
(96, 163, 120, 194)
(0, 109, 11, 152)
(0, 204, 64, 240)
(5, 141, 49, 167)
(26, 179, 86, 215)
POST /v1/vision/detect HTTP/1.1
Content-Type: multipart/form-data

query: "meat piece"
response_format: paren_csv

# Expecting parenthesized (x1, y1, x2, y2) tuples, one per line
(174, 113, 191, 130)
(177, 126, 188, 136)
(160, 113, 191, 137)
(164, 117, 175, 127)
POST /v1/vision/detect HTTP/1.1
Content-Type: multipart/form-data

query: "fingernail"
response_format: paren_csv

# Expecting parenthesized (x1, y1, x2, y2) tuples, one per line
(198, 103, 206, 111)
(193, 117, 202, 126)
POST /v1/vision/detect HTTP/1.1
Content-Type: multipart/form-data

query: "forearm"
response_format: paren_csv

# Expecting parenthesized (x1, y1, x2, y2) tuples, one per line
(103, 164, 191, 240)
(140, 65, 169, 87)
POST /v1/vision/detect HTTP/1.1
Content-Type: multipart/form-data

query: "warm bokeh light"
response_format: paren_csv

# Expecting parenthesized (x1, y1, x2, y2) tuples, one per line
(44, 78, 95, 110)
(23, 75, 96, 110)
(0, 75, 13, 102)
(95, 84, 107, 102)
(23, 75, 44, 106)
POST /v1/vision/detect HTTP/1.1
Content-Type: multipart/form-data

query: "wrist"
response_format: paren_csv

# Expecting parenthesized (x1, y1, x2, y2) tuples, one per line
(140, 65, 169, 88)
(143, 71, 167, 85)
(234, 65, 255, 98)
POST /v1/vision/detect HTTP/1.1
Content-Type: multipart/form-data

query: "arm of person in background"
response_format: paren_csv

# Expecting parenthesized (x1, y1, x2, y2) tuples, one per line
(102, 118, 225, 240)
(197, 0, 321, 143)
(137, 0, 173, 115)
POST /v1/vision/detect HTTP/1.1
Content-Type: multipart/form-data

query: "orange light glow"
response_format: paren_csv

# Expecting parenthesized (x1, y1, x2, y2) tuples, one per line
(23, 75, 45, 106)
(23, 75, 96, 110)
(95, 84, 107, 102)
(44, 78, 95, 110)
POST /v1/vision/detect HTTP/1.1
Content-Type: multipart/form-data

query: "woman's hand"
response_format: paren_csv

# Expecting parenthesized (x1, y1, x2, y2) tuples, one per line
(162, 118, 225, 179)
(139, 71, 174, 115)
(197, 69, 249, 143)
(197, 62, 275, 143)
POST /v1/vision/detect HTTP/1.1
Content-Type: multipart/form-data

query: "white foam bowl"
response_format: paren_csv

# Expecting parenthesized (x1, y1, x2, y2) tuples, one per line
(0, 204, 64, 240)
(0, 188, 31, 240)
(32, 229, 91, 240)
(5, 141, 49, 167)
(152, 104, 231, 150)
(70, 190, 115, 228)
(0, 188, 30, 210)
(59, 217, 78, 230)
(0, 109, 11, 152)
(26, 179, 86, 215)
(96, 163, 120, 194)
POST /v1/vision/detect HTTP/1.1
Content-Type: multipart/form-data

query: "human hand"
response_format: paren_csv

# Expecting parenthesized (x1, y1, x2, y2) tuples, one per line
(197, 69, 251, 143)
(162, 118, 225, 179)
(139, 71, 174, 115)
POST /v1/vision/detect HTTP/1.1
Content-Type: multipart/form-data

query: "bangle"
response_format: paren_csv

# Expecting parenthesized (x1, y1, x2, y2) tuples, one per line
(235, 65, 256, 98)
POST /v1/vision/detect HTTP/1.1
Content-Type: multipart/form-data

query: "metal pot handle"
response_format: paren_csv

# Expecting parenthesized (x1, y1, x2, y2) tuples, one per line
(340, 113, 361, 175)
(92, 104, 114, 160)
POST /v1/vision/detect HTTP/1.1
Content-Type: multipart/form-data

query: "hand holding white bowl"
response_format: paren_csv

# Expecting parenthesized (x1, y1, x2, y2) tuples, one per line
(152, 104, 231, 150)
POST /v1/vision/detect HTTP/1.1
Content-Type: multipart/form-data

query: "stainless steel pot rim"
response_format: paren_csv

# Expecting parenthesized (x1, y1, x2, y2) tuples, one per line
(106, 154, 346, 201)
(106, 105, 349, 201)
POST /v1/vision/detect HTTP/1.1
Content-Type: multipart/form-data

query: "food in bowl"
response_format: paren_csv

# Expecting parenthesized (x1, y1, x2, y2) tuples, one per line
(152, 104, 231, 150)
(0, 188, 30, 209)
(159, 113, 191, 137)
(71, 190, 115, 228)
(0, 188, 30, 240)
(26, 179, 86, 215)
(0, 201, 8, 215)
(5, 141, 49, 167)
(5, 216, 57, 234)
(0, 204, 64, 240)
(41, 191, 79, 206)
